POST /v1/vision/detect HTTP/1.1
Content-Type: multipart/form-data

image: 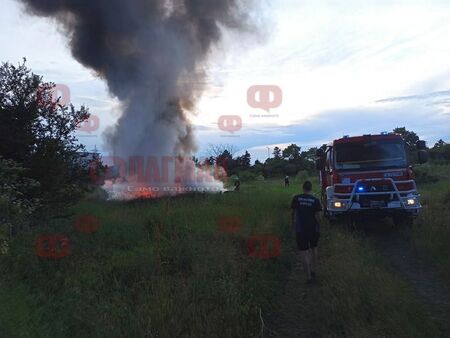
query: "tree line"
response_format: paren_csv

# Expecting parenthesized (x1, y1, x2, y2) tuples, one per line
(1, 60, 449, 239)
(202, 127, 450, 182)
(196, 143, 317, 181)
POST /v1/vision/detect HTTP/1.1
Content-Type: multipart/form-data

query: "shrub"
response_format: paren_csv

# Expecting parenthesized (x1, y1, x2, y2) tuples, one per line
(229, 174, 239, 181)
(0, 158, 40, 250)
(414, 166, 440, 184)
(238, 171, 257, 182)
(0, 61, 91, 221)
(295, 170, 309, 183)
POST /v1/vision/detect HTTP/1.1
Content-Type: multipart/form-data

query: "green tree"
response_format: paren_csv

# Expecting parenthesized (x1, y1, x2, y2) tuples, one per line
(273, 146, 282, 159)
(300, 147, 318, 172)
(263, 156, 286, 177)
(282, 144, 301, 160)
(0, 158, 40, 238)
(434, 139, 446, 148)
(430, 139, 450, 162)
(252, 159, 264, 176)
(393, 127, 420, 152)
(0, 60, 90, 222)
(236, 150, 251, 169)
(216, 150, 234, 175)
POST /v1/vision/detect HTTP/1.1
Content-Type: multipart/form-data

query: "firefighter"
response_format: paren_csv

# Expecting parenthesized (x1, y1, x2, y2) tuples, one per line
(234, 176, 241, 191)
(284, 175, 290, 187)
(291, 181, 322, 284)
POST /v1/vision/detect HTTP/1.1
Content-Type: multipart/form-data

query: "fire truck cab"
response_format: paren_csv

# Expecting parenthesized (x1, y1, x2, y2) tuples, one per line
(316, 133, 428, 226)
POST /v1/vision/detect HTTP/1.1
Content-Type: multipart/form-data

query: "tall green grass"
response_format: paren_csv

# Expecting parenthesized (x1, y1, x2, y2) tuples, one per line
(299, 225, 438, 337)
(0, 177, 442, 337)
(270, 224, 439, 337)
(0, 182, 292, 337)
(412, 165, 450, 281)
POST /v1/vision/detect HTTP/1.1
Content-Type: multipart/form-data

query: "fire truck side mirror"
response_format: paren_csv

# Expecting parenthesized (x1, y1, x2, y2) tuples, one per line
(418, 150, 428, 164)
(315, 158, 325, 170)
(416, 140, 427, 150)
(315, 148, 325, 170)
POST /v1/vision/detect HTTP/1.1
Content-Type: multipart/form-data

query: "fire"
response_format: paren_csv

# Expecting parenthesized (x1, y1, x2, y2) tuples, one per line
(132, 188, 158, 199)
(103, 179, 159, 200)
(100, 160, 225, 200)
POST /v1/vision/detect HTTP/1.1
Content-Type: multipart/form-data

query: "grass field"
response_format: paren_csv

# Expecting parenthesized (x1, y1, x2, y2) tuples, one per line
(412, 164, 450, 282)
(0, 167, 449, 337)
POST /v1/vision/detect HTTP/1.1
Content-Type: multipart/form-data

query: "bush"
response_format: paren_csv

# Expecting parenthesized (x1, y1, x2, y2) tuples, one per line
(284, 163, 298, 176)
(0, 158, 40, 252)
(295, 170, 309, 183)
(414, 166, 440, 184)
(229, 174, 239, 182)
(238, 171, 257, 182)
(0, 61, 91, 221)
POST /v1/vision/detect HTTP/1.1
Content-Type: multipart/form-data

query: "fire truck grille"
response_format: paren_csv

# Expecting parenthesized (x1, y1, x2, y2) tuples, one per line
(356, 194, 395, 208)
(358, 183, 394, 192)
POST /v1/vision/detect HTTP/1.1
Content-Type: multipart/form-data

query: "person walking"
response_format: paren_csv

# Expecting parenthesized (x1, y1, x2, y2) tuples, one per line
(291, 181, 322, 284)
(234, 177, 241, 191)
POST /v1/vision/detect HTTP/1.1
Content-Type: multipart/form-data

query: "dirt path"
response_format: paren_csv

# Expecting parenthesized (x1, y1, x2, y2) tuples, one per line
(266, 249, 321, 338)
(368, 224, 450, 335)
(266, 222, 450, 337)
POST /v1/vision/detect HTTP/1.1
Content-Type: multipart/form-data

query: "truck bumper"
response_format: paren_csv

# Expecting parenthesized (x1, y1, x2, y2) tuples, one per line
(326, 178, 422, 218)
(327, 199, 421, 218)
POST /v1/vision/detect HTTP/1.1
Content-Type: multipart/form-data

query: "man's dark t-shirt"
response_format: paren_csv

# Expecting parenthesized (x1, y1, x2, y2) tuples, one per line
(291, 194, 322, 233)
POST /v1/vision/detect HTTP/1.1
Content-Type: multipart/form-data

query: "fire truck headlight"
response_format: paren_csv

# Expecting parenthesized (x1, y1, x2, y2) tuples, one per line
(333, 201, 344, 208)
(406, 198, 416, 206)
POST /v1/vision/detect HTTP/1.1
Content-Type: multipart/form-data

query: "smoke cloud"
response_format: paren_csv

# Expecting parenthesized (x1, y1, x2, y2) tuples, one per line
(18, 0, 259, 197)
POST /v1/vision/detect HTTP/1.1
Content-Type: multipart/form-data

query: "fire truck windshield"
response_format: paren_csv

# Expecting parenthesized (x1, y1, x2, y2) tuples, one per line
(335, 140, 407, 170)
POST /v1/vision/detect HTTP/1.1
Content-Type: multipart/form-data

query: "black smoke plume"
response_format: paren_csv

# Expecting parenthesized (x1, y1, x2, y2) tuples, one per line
(18, 0, 257, 158)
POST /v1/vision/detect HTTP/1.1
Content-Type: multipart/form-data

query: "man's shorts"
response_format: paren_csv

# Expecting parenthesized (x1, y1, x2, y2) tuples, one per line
(296, 230, 320, 251)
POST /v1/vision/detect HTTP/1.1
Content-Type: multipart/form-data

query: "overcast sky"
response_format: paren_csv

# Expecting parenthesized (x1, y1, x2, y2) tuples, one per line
(2, 0, 450, 162)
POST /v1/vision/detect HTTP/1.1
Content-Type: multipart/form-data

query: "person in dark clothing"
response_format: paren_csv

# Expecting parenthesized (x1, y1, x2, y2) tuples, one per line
(291, 181, 322, 284)
(284, 175, 290, 187)
(234, 177, 241, 191)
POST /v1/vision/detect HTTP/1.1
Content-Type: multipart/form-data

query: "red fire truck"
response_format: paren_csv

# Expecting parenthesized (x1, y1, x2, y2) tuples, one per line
(315, 133, 428, 226)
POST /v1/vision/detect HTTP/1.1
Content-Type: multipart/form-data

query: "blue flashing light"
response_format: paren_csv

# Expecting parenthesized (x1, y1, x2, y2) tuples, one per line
(357, 186, 365, 192)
